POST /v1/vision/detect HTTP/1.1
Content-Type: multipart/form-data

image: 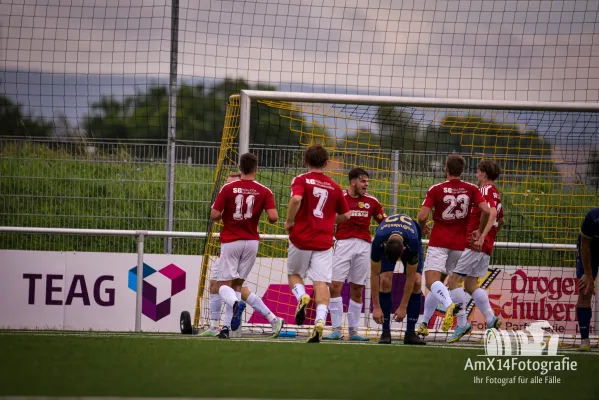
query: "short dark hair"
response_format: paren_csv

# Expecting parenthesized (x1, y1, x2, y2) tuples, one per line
(304, 145, 329, 168)
(384, 236, 404, 264)
(348, 168, 369, 182)
(478, 160, 501, 181)
(446, 154, 466, 177)
(239, 153, 258, 174)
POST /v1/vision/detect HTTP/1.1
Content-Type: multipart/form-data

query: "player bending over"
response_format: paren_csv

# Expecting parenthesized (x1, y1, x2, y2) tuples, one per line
(417, 155, 490, 336)
(576, 207, 599, 352)
(203, 172, 284, 338)
(371, 214, 426, 345)
(284, 145, 350, 343)
(446, 160, 504, 343)
(210, 154, 279, 339)
(323, 168, 386, 341)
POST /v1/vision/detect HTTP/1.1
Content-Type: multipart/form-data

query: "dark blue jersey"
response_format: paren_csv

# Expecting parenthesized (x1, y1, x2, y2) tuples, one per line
(371, 214, 422, 266)
(576, 208, 599, 278)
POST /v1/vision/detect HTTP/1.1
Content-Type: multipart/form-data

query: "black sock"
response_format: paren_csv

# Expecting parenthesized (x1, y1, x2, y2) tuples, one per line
(406, 293, 422, 334)
(577, 307, 592, 340)
(380, 291, 392, 332)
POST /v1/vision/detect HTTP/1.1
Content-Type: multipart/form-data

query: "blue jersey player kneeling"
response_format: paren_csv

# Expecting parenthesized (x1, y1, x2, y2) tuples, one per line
(577, 207, 599, 352)
(370, 214, 426, 345)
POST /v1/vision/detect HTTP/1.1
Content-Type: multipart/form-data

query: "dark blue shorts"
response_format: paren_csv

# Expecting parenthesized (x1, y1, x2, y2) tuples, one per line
(381, 246, 424, 275)
(575, 242, 599, 279)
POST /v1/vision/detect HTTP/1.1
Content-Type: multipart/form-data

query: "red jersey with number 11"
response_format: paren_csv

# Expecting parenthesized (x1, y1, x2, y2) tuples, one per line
(422, 179, 485, 250)
(289, 172, 349, 251)
(211, 179, 276, 243)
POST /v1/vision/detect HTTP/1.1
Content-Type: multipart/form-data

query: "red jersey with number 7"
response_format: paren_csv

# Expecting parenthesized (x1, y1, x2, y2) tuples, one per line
(422, 178, 485, 251)
(211, 179, 276, 243)
(289, 172, 350, 251)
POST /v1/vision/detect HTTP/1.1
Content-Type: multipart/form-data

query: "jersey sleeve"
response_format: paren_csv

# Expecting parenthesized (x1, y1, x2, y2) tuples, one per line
(422, 185, 436, 208)
(336, 187, 350, 214)
(370, 233, 385, 262)
(264, 189, 276, 210)
(373, 201, 387, 223)
(483, 189, 497, 209)
(211, 186, 227, 212)
(290, 176, 305, 197)
(581, 211, 596, 238)
(472, 186, 486, 205)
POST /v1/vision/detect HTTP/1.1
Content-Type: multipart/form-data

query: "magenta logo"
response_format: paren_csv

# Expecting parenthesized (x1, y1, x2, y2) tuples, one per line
(128, 263, 186, 322)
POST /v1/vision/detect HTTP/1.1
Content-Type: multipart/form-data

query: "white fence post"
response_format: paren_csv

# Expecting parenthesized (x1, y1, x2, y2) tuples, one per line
(135, 232, 145, 332)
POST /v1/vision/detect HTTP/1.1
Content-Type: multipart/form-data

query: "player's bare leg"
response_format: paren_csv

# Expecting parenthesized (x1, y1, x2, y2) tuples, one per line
(199, 279, 221, 337)
(288, 274, 311, 326)
(378, 271, 393, 344)
(324, 280, 345, 340)
(576, 288, 593, 351)
(425, 270, 458, 332)
(240, 287, 284, 338)
(308, 281, 329, 343)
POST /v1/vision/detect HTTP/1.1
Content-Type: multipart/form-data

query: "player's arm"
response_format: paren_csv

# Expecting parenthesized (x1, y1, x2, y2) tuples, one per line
(210, 208, 222, 221)
(335, 187, 351, 223)
(497, 216, 505, 232)
(284, 195, 302, 231)
(264, 191, 278, 224)
(473, 203, 497, 252)
(474, 190, 491, 235)
(579, 212, 595, 295)
(418, 186, 435, 235)
(394, 261, 417, 321)
(335, 213, 348, 224)
(210, 190, 226, 221)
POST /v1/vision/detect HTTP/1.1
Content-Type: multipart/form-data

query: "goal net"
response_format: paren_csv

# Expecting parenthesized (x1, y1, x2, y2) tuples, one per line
(195, 91, 599, 343)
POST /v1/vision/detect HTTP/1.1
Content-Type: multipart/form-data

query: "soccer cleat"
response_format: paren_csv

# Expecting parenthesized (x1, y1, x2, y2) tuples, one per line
(231, 301, 246, 331)
(350, 334, 370, 342)
(307, 319, 325, 343)
(417, 322, 429, 337)
(323, 331, 344, 340)
(198, 328, 219, 337)
(295, 294, 311, 326)
(271, 318, 285, 338)
(218, 326, 230, 339)
(404, 331, 426, 345)
(487, 316, 501, 330)
(447, 323, 472, 343)
(441, 303, 461, 332)
(378, 330, 392, 344)
(578, 339, 591, 352)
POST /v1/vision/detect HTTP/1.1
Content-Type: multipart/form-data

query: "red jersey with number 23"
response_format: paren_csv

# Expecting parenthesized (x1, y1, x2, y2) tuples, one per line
(466, 184, 503, 255)
(422, 179, 485, 251)
(289, 172, 350, 251)
(211, 179, 276, 243)
(335, 191, 386, 243)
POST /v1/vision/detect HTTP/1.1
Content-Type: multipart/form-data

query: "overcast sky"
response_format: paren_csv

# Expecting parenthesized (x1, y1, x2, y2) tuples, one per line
(1, 0, 599, 103)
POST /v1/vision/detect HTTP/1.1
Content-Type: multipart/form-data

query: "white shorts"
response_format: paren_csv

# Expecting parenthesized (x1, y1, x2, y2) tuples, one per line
(332, 238, 371, 285)
(287, 243, 333, 283)
(423, 246, 463, 275)
(453, 249, 490, 278)
(217, 240, 259, 281)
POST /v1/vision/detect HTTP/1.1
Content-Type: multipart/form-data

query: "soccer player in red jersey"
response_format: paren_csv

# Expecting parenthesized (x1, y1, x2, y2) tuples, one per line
(447, 160, 505, 343)
(323, 168, 386, 341)
(203, 171, 284, 339)
(417, 155, 490, 334)
(284, 145, 351, 343)
(210, 153, 279, 339)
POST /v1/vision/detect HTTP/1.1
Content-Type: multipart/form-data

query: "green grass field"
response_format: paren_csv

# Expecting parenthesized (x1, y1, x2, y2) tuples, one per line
(1, 331, 598, 400)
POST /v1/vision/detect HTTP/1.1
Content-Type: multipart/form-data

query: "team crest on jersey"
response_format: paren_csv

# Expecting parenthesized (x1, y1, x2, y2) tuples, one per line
(358, 202, 365, 208)
(364, 203, 370, 209)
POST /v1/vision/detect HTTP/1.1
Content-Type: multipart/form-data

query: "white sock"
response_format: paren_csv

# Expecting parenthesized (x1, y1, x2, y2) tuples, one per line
(431, 281, 453, 308)
(246, 293, 277, 324)
(292, 283, 307, 302)
(422, 292, 438, 324)
(315, 304, 328, 322)
(218, 285, 238, 307)
(209, 293, 222, 329)
(329, 297, 343, 331)
(223, 304, 233, 328)
(472, 288, 495, 326)
(450, 288, 467, 327)
(347, 299, 362, 335)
